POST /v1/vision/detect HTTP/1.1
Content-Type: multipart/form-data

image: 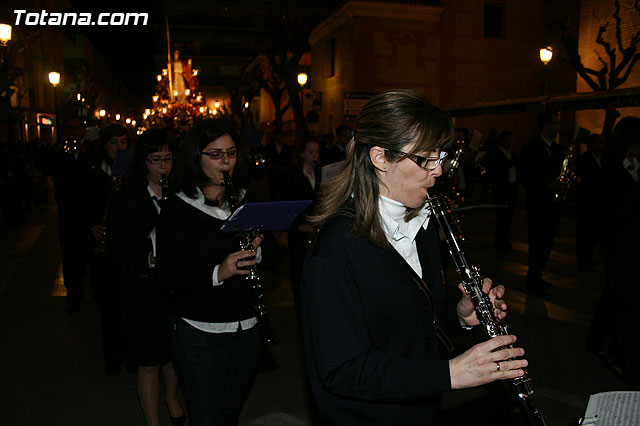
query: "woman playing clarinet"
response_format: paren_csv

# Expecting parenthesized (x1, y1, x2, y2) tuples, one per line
(300, 89, 527, 426)
(107, 129, 184, 426)
(156, 118, 263, 426)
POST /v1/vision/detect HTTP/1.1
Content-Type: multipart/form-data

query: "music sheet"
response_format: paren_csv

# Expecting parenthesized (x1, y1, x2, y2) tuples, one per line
(583, 391, 640, 425)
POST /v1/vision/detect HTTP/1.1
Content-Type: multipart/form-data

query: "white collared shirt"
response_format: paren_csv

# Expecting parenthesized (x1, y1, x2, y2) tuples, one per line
(176, 188, 258, 333)
(498, 145, 517, 183)
(378, 195, 431, 278)
(146, 185, 162, 266)
(623, 157, 640, 182)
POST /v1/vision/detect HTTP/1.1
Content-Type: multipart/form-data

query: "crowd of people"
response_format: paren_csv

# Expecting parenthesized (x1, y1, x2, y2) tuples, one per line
(1, 92, 639, 425)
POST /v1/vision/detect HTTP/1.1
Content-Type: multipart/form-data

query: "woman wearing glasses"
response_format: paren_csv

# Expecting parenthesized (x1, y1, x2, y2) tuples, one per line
(300, 89, 526, 425)
(156, 118, 263, 426)
(107, 129, 185, 426)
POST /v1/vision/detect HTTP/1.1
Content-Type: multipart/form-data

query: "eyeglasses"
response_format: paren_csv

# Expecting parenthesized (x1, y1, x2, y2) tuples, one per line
(385, 149, 447, 171)
(146, 156, 174, 165)
(200, 149, 237, 160)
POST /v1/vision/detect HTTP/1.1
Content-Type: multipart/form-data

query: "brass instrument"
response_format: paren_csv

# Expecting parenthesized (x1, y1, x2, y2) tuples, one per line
(426, 193, 547, 426)
(553, 144, 578, 201)
(222, 171, 278, 346)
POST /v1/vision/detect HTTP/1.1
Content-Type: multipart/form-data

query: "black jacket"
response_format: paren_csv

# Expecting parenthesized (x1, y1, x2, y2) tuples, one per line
(300, 213, 463, 426)
(156, 194, 255, 323)
(519, 136, 562, 207)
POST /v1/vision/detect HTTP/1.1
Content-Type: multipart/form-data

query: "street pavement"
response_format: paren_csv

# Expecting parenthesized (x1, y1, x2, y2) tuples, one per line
(0, 187, 631, 426)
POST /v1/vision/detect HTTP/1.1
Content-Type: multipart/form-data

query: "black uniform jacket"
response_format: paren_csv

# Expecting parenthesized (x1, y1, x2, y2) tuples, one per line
(300, 211, 464, 426)
(156, 194, 255, 323)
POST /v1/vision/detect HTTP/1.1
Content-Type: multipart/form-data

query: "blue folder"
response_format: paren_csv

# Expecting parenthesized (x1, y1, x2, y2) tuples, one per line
(220, 200, 312, 233)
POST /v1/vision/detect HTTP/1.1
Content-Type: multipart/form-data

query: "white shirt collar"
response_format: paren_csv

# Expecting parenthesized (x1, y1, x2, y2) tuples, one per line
(176, 187, 246, 221)
(623, 157, 640, 182)
(378, 194, 430, 243)
(540, 134, 553, 149)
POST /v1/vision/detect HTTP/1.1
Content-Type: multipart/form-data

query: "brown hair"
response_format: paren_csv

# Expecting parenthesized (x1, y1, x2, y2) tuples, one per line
(311, 89, 453, 247)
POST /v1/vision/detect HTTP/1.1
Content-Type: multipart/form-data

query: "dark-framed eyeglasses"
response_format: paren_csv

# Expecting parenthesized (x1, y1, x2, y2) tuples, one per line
(200, 149, 238, 160)
(146, 156, 174, 165)
(385, 149, 447, 171)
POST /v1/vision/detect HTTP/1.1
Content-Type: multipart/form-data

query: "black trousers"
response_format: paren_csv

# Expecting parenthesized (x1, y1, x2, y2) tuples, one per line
(58, 218, 91, 308)
(170, 317, 260, 426)
(525, 201, 560, 285)
(493, 182, 517, 247)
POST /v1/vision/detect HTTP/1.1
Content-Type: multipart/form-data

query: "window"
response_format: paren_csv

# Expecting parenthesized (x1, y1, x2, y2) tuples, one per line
(483, 3, 505, 39)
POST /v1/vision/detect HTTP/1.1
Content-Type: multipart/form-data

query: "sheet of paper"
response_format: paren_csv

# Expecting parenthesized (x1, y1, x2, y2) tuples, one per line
(583, 391, 640, 425)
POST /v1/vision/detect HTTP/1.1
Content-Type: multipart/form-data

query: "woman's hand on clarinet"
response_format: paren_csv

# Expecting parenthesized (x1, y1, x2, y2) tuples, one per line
(250, 234, 264, 250)
(449, 335, 527, 389)
(456, 278, 507, 327)
(217, 249, 257, 281)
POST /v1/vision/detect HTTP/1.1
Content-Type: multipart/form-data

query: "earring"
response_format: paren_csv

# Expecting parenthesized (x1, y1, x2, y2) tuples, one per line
(383, 166, 387, 170)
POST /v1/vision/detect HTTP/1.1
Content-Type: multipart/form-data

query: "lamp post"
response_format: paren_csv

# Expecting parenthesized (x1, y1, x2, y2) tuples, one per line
(48, 71, 60, 145)
(539, 46, 553, 96)
(297, 72, 307, 106)
(1, 24, 13, 144)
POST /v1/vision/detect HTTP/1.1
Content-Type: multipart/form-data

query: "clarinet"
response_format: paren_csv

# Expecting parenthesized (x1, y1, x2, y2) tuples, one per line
(222, 171, 278, 346)
(160, 173, 169, 201)
(425, 193, 547, 426)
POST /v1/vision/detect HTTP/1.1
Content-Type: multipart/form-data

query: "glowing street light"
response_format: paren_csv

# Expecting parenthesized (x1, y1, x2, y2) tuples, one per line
(297, 72, 308, 87)
(99, 109, 106, 117)
(539, 46, 553, 66)
(48, 71, 60, 87)
(540, 46, 553, 96)
(0, 24, 11, 46)
(115, 113, 121, 120)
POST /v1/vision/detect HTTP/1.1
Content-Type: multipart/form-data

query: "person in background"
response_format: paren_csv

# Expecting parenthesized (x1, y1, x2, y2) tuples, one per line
(263, 131, 293, 200)
(53, 116, 92, 313)
(519, 111, 562, 298)
(300, 89, 525, 425)
(587, 117, 640, 388)
(157, 119, 264, 426)
(576, 133, 605, 271)
(108, 129, 184, 426)
(282, 138, 321, 318)
(484, 130, 518, 250)
(87, 123, 128, 376)
(322, 124, 350, 166)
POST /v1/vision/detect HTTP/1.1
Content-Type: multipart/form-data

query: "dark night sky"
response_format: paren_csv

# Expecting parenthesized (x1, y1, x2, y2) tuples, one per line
(66, 0, 346, 104)
(69, 0, 160, 102)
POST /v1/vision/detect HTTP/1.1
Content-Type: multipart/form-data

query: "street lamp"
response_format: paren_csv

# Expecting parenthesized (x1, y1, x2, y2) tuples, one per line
(0, 24, 11, 46)
(539, 46, 553, 66)
(297, 72, 307, 87)
(48, 71, 61, 145)
(1, 24, 12, 143)
(539, 46, 553, 97)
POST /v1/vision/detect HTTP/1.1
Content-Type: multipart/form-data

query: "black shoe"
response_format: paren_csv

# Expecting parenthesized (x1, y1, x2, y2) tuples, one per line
(105, 363, 121, 377)
(165, 403, 185, 426)
(170, 414, 186, 426)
